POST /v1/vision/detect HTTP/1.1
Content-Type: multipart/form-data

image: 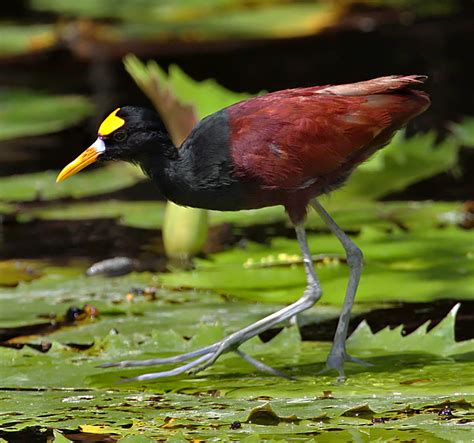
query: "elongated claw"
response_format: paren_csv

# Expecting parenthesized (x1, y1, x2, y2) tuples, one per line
(109, 345, 291, 382)
(98, 344, 218, 369)
(235, 350, 296, 380)
(118, 353, 214, 383)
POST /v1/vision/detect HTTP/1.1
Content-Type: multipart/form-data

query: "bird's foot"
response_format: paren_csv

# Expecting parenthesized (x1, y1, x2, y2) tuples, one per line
(319, 346, 373, 382)
(100, 336, 292, 382)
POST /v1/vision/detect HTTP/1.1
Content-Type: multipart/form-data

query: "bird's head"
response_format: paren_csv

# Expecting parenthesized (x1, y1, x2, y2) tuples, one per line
(56, 106, 170, 182)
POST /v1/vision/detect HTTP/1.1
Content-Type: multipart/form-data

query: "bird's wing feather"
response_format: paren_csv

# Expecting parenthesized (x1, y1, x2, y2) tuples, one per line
(227, 75, 429, 190)
(227, 93, 411, 190)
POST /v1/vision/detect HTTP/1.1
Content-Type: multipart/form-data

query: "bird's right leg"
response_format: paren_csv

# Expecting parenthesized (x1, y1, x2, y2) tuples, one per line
(310, 199, 372, 381)
(100, 223, 323, 382)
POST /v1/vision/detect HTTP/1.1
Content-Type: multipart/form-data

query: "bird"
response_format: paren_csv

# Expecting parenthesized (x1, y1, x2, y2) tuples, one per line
(57, 75, 430, 382)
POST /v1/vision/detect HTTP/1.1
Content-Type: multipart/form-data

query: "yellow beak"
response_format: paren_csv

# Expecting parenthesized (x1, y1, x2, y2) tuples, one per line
(56, 138, 105, 182)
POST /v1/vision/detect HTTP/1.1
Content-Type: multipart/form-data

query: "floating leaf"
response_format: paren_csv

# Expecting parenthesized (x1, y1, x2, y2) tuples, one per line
(0, 24, 56, 56)
(32, 1, 339, 41)
(0, 260, 42, 287)
(0, 89, 93, 141)
(245, 403, 298, 425)
(159, 226, 474, 304)
(0, 163, 143, 202)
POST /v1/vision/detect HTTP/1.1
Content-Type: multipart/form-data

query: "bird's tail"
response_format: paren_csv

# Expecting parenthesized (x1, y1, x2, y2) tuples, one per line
(319, 74, 428, 97)
(337, 75, 431, 166)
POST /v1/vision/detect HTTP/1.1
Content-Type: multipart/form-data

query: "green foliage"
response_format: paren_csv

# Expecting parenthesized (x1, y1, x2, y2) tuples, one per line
(0, 261, 42, 287)
(22, 199, 462, 233)
(451, 116, 474, 147)
(24, 200, 166, 227)
(124, 55, 258, 259)
(32, 1, 338, 40)
(0, 89, 93, 141)
(0, 164, 143, 202)
(333, 131, 459, 202)
(0, 278, 472, 440)
(0, 24, 55, 56)
(52, 430, 70, 443)
(124, 55, 254, 124)
(160, 225, 474, 304)
(348, 303, 474, 356)
(159, 64, 254, 120)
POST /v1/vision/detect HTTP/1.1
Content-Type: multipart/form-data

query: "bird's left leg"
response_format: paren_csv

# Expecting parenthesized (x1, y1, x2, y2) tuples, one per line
(101, 223, 323, 382)
(310, 199, 372, 380)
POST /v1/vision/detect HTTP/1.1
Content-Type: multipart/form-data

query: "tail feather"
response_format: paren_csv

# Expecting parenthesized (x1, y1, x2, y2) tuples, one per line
(319, 75, 428, 96)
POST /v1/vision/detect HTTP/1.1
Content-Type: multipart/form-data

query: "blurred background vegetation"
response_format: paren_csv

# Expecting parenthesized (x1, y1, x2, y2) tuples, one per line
(1, 1, 474, 441)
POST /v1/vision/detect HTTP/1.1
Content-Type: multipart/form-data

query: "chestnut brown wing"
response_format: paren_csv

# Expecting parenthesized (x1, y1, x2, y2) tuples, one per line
(227, 93, 394, 190)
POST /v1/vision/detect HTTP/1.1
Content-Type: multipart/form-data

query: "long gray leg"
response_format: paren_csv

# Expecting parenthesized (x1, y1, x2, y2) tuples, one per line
(310, 198, 372, 380)
(101, 223, 323, 381)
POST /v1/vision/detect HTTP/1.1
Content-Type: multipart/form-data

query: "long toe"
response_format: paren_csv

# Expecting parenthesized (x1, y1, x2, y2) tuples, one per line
(324, 350, 373, 381)
(346, 354, 374, 367)
(98, 345, 220, 369)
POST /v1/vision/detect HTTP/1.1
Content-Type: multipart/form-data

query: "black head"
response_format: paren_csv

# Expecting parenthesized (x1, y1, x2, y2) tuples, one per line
(57, 106, 173, 182)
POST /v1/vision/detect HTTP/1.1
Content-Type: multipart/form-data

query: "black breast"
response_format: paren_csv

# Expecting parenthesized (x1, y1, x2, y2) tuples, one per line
(163, 110, 247, 211)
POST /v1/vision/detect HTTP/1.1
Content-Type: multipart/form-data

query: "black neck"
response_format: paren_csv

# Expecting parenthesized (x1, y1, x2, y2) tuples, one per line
(136, 137, 194, 204)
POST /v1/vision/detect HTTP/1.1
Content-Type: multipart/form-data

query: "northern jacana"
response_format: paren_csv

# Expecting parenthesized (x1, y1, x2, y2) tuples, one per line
(57, 75, 430, 381)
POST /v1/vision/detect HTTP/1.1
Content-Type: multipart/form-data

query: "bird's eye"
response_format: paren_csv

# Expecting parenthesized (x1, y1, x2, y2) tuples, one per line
(113, 130, 127, 141)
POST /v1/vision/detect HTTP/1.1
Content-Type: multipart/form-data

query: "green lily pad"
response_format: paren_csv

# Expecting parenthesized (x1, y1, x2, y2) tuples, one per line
(159, 225, 474, 304)
(23, 200, 462, 232)
(0, 260, 43, 287)
(32, 1, 339, 40)
(0, 252, 473, 439)
(0, 300, 473, 439)
(0, 89, 93, 142)
(0, 24, 56, 56)
(25, 199, 165, 226)
(0, 163, 144, 202)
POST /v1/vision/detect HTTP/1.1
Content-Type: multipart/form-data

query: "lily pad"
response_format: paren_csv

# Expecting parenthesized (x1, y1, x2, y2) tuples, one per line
(159, 226, 474, 304)
(0, 163, 144, 202)
(0, 89, 93, 141)
(23, 200, 462, 231)
(32, 1, 339, 40)
(0, 301, 473, 440)
(0, 260, 43, 287)
(0, 24, 56, 56)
